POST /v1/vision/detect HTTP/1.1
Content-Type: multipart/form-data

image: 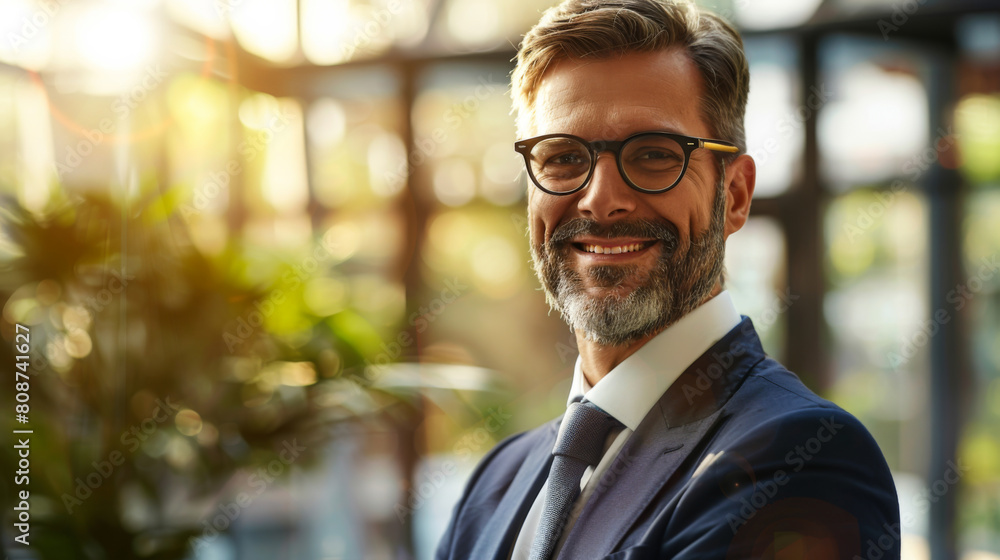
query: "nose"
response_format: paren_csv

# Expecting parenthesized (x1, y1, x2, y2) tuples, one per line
(576, 151, 638, 221)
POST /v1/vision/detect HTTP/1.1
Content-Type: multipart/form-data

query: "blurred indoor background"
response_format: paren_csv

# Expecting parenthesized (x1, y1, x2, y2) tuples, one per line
(0, 0, 998, 559)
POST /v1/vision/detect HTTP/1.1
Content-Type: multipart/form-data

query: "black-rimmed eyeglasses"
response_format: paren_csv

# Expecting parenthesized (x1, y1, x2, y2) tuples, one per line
(513, 131, 739, 195)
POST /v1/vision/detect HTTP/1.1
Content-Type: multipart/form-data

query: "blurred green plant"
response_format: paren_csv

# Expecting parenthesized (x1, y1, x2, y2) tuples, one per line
(0, 191, 410, 559)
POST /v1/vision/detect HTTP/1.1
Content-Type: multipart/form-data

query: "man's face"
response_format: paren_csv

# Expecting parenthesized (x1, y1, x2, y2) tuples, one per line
(526, 49, 729, 346)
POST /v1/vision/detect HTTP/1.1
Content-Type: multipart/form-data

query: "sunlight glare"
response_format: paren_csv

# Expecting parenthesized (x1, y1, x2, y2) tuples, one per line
(735, 0, 823, 30)
(301, 0, 352, 65)
(229, 0, 298, 63)
(75, 5, 157, 72)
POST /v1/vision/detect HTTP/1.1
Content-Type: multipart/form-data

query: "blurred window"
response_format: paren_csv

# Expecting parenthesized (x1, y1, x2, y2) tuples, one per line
(825, 185, 932, 549)
(744, 36, 801, 197)
(818, 36, 931, 191)
(958, 189, 1000, 549)
(725, 216, 788, 359)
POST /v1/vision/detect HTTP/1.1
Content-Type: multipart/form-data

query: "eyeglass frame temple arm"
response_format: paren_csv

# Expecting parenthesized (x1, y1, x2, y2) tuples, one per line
(701, 140, 740, 153)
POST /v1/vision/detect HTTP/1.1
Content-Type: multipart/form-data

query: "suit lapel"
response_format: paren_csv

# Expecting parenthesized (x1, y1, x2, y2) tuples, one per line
(555, 318, 766, 559)
(556, 408, 727, 559)
(470, 420, 558, 560)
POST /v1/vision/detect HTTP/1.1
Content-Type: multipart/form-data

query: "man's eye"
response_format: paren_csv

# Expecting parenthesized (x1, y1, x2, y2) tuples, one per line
(634, 149, 680, 161)
(547, 152, 586, 166)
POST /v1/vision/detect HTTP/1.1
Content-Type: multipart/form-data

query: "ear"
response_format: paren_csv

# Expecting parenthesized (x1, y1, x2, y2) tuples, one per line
(723, 154, 755, 239)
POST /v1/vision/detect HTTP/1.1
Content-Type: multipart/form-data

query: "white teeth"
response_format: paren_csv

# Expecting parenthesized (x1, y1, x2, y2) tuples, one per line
(582, 242, 646, 254)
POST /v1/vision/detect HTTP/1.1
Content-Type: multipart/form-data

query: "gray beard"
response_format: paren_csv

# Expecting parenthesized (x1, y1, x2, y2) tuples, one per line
(530, 174, 727, 347)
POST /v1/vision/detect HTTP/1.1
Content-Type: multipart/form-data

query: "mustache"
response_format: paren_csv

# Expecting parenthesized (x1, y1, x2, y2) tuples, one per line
(548, 218, 681, 255)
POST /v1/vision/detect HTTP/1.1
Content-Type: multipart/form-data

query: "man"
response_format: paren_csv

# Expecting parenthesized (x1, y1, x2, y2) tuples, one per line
(436, 1, 900, 558)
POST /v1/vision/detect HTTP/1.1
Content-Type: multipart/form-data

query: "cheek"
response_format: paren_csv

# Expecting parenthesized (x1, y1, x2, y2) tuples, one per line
(526, 197, 544, 246)
(647, 199, 695, 238)
(528, 193, 572, 244)
(528, 216, 544, 248)
(656, 180, 717, 233)
(677, 166, 719, 226)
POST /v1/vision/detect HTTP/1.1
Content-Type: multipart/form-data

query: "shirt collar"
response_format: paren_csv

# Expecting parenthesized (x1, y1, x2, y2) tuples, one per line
(567, 291, 741, 431)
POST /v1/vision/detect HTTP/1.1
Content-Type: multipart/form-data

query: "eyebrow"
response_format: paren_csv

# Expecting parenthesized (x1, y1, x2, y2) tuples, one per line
(641, 126, 685, 136)
(582, 127, 690, 142)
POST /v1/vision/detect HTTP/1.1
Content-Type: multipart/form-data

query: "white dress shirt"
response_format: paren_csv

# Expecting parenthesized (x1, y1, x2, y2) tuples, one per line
(509, 291, 741, 559)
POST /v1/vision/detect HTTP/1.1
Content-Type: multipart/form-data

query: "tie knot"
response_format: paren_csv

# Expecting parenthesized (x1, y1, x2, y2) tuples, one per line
(552, 401, 621, 467)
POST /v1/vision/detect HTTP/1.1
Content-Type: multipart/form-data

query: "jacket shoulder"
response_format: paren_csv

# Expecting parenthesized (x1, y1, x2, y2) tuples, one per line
(660, 358, 900, 558)
(435, 419, 557, 560)
(714, 356, 888, 469)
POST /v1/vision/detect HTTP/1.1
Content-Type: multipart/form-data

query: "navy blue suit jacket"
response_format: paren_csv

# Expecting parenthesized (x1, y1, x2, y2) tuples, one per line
(436, 318, 900, 559)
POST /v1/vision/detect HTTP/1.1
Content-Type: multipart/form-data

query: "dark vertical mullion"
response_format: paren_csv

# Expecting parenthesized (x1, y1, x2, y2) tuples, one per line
(296, 1, 325, 234)
(785, 34, 827, 391)
(299, 95, 327, 233)
(396, 60, 423, 558)
(926, 51, 964, 560)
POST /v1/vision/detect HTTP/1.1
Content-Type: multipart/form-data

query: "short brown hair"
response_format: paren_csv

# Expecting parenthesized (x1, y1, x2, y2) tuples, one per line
(511, 0, 750, 153)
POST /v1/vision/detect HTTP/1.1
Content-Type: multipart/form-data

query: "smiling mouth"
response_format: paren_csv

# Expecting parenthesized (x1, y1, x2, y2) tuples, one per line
(575, 241, 653, 255)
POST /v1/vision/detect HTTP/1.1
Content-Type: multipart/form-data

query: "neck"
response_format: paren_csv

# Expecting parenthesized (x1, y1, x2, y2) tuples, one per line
(576, 331, 657, 387)
(576, 285, 723, 386)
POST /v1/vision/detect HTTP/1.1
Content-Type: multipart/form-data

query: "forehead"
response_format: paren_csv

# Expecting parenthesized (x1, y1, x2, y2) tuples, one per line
(529, 49, 709, 141)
